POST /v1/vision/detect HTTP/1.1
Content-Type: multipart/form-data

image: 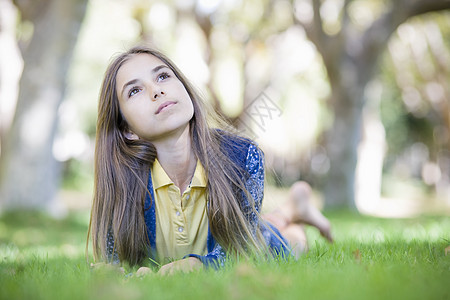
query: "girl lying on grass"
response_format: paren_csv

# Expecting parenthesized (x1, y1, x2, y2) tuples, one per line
(87, 46, 333, 275)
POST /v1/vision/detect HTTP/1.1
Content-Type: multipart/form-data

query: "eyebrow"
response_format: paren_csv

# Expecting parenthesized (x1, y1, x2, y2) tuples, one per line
(120, 64, 169, 97)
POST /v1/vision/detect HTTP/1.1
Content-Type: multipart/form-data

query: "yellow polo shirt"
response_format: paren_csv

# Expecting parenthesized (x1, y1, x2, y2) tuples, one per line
(151, 159, 208, 264)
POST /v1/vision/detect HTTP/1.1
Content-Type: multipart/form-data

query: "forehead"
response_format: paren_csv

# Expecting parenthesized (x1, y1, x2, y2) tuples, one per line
(116, 53, 167, 83)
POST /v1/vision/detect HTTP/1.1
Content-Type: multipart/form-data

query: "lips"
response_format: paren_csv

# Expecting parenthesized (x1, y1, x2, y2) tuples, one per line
(155, 101, 176, 114)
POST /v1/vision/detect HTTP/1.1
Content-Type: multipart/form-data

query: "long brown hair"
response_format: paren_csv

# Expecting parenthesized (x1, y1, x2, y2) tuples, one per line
(87, 46, 267, 266)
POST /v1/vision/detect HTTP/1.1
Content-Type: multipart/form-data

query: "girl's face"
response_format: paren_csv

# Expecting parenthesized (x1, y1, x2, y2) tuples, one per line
(116, 54, 194, 141)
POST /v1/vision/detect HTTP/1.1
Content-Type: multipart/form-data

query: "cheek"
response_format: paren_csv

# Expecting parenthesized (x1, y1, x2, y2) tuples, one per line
(118, 104, 133, 126)
(189, 103, 195, 118)
(182, 90, 194, 113)
(185, 99, 194, 120)
(119, 103, 145, 132)
(128, 109, 150, 129)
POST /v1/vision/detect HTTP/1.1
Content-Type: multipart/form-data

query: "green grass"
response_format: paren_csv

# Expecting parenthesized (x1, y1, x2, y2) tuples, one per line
(0, 210, 449, 300)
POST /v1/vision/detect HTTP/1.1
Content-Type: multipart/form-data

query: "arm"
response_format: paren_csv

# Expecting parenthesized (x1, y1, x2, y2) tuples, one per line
(89, 231, 123, 273)
(183, 143, 264, 269)
(106, 230, 120, 264)
(243, 143, 265, 217)
(184, 242, 227, 269)
(243, 144, 291, 257)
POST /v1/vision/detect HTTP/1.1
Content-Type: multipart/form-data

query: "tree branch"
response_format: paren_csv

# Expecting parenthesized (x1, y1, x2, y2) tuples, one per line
(311, 0, 325, 49)
(341, 0, 352, 30)
(292, 0, 327, 54)
(408, 0, 450, 18)
(12, 0, 51, 21)
(360, 0, 450, 78)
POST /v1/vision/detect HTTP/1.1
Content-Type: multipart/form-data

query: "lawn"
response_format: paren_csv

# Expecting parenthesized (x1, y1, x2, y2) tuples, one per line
(0, 210, 449, 300)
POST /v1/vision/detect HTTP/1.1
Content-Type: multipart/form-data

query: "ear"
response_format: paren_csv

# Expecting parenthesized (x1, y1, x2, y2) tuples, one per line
(124, 130, 139, 140)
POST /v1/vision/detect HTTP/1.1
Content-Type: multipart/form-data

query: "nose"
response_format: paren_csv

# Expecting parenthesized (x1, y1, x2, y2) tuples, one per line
(153, 90, 165, 100)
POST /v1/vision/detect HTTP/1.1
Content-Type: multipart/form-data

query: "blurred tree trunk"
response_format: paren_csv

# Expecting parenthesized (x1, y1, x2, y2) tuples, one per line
(0, 0, 23, 143)
(0, 0, 88, 214)
(294, 0, 450, 209)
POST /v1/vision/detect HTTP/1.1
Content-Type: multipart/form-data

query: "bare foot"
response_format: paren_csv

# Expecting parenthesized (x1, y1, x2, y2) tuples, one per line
(281, 182, 333, 243)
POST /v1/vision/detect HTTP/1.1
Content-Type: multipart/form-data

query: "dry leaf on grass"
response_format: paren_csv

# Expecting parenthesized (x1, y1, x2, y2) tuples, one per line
(353, 249, 361, 263)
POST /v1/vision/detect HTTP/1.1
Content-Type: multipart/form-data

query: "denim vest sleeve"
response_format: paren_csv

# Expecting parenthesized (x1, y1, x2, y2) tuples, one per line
(106, 230, 120, 264)
(238, 143, 290, 258)
(186, 142, 291, 268)
(105, 168, 156, 265)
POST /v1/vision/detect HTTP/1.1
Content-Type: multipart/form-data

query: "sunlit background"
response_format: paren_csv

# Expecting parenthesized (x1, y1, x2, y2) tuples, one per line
(0, 0, 449, 221)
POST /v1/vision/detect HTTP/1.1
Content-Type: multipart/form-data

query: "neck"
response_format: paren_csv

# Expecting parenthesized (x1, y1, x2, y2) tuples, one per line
(152, 125, 196, 193)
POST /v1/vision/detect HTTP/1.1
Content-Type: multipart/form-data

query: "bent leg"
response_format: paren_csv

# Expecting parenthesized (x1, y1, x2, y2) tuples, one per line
(279, 181, 333, 243)
(262, 181, 333, 257)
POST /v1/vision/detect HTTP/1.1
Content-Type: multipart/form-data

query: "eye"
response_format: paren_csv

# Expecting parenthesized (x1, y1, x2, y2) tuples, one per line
(157, 72, 170, 82)
(128, 87, 141, 98)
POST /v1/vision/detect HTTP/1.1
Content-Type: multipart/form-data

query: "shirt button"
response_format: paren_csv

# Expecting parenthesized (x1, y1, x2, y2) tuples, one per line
(175, 211, 180, 216)
(178, 226, 184, 232)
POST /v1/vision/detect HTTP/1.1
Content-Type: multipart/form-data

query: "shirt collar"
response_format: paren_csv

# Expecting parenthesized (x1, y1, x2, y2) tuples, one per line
(152, 158, 207, 190)
(152, 159, 172, 190)
(190, 160, 207, 188)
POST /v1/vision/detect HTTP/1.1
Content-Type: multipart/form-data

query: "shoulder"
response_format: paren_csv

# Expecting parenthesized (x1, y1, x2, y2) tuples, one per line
(215, 129, 263, 169)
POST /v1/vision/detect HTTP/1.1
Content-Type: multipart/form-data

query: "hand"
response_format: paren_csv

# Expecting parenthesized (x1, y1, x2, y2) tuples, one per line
(157, 257, 203, 276)
(136, 266, 153, 277)
(90, 262, 125, 274)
